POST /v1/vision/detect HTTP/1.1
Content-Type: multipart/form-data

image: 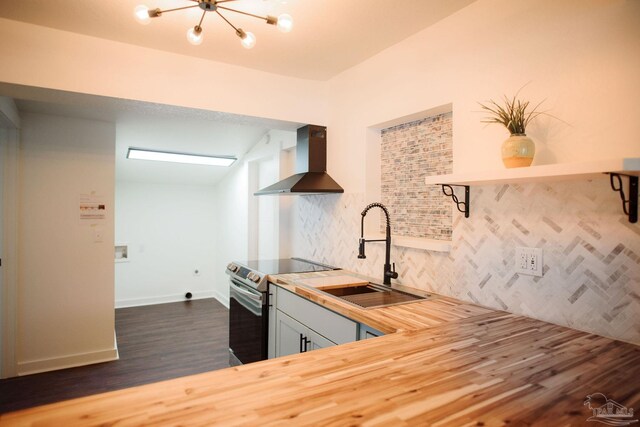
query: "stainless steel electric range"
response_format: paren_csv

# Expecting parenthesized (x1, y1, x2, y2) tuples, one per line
(225, 257, 338, 365)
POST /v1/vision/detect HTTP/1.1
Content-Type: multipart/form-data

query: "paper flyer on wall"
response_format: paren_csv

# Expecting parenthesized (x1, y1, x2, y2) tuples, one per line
(79, 193, 106, 222)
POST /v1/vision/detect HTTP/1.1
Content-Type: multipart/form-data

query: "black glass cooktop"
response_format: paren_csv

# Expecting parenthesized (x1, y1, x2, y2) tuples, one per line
(239, 258, 337, 275)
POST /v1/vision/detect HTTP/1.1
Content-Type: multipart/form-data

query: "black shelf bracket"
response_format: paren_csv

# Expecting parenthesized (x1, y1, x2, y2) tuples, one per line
(608, 173, 638, 223)
(440, 184, 470, 218)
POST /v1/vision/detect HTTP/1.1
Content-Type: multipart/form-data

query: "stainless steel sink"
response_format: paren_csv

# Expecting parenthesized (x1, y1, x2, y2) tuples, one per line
(320, 284, 380, 297)
(319, 282, 428, 309)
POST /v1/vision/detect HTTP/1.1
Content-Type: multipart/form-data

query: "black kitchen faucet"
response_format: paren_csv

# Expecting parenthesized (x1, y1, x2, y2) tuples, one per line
(358, 202, 398, 285)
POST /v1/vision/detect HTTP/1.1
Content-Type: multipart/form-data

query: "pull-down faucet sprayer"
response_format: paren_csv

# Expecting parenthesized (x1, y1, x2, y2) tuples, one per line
(358, 202, 398, 285)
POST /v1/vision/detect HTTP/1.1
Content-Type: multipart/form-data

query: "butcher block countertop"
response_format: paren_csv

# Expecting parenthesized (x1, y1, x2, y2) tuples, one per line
(269, 270, 497, 334)
(2, 271, 639, 426)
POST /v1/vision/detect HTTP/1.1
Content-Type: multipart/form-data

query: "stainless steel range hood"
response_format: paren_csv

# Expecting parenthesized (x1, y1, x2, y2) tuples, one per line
(254, 125, 344, 196)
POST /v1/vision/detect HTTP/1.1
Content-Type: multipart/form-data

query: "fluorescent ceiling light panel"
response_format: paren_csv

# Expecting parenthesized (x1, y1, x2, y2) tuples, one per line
(127, 148, 236, 167)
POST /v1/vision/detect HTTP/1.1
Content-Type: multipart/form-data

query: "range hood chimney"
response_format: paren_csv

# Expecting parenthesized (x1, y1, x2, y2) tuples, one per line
(254, 125, 344, 196)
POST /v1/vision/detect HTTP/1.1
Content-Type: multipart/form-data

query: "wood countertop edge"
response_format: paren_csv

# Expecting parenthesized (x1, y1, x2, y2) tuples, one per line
(269, 270, 501, 334)
(2, 270, 639, 426)
(3, 310, 638, 426)
(270, 270, 640, 347)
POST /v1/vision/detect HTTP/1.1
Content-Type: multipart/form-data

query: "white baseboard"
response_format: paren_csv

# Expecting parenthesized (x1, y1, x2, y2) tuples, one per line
(213, 289, 229, 309)
(17, 348, 119, 376)
(116, 290, 228, 309)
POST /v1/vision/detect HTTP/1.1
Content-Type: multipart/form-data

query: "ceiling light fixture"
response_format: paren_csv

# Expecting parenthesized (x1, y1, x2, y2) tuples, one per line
(127, 148, 237, 167)
(134, 0, 293, 49)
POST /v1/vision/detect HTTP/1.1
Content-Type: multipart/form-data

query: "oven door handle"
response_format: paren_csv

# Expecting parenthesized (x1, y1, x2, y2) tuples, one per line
(230, 281, 262, 302)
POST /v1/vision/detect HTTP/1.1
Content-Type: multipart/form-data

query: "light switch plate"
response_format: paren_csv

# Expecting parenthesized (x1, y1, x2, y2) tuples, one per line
(93, 227, 104, 243)
(515, 246, 543, 277)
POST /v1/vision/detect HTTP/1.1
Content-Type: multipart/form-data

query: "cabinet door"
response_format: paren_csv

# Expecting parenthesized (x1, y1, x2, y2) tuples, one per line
(267, 283, 278, 359)
(307, 332, 335, 351)
(275, 310, 336, 357)
(275, 286, 358, 345)
(275, 310, 308, 357)
(359, 323, 384, 340)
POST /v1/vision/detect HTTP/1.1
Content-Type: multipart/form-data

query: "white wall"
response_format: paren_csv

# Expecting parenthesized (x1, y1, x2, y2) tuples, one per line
(1, 97, 22, 378)
(0, 18, 327, 127)
(214, 130, 296, 304)
(325, 0, 640, 195)
(4, 0, 636, 363)
(278, 147, 296, 259)
(17, 112, 116, 375)
(1, 126, 19, 378)
(0, 18, 325, 325)
(214, 161, 249, 304)
(1, 99, 23, 376)
(0, 128, 5, 372)
(114, 181, 220, 307)
(257, 157, 279, 260)
(291, 0, 640, 344)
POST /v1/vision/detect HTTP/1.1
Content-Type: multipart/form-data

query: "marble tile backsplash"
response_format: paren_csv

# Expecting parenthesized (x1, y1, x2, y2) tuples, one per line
(291, 178, 640, 344)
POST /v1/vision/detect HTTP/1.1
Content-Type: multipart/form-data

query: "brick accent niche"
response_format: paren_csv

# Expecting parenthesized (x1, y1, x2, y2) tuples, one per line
(380, 112, 453, 240)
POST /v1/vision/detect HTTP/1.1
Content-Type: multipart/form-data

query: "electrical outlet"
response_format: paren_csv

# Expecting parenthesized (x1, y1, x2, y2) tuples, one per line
(515, 247, 543, 277)
(519, 250, 528, 270)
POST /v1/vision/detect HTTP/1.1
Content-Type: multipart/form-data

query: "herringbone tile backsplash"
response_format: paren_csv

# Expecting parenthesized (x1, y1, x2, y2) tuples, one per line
(291, 178, 640, 344)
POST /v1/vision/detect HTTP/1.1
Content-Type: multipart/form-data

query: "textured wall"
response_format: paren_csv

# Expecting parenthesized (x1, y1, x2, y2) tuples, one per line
(292, 178, 640, 345)
(380, 112, 453, 239)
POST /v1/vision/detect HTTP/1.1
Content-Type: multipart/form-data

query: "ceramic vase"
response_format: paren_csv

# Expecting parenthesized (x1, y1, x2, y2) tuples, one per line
(501, 134, 535, 168)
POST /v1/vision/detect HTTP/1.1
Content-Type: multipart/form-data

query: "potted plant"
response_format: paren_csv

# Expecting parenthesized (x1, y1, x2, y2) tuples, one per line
(479, 93, 546, 168)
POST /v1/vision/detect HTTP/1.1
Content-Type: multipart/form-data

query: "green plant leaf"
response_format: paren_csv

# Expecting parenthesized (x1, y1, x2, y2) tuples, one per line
(477, 91, 558, 134)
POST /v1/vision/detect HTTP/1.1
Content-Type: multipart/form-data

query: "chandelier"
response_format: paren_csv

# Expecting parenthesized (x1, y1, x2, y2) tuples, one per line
(134, 0, 293, 49)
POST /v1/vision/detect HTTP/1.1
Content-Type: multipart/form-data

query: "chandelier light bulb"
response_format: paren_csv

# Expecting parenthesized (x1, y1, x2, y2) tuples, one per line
(135, 3, 292, 49)
(187, 26, 203, 45)
(240, 31, 256, 49)
(134, 5, 151, 25)
(276, 14, 293, 33)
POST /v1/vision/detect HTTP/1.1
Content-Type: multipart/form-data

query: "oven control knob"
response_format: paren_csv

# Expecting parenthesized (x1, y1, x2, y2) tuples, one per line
(227, 263, 238, 273)
(248, 273, 260, 283)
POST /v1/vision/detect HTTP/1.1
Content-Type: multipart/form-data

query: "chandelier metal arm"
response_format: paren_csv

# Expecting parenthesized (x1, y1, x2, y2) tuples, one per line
(196, 9, 207, 28)
(136, 0, 291, 47)
(156, 4, 199, 14)
(215, 10, 240, 33)
(216, 5, 270, 22)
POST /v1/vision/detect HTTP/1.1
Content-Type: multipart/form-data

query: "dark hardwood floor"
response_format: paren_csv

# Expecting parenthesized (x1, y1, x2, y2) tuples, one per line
(0, 298, 229, 414)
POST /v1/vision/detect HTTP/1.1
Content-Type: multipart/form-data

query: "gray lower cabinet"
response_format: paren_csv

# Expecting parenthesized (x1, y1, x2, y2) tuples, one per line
(359, 323, 384, 340)
(275, 310, 335, 357)
(269, 284, 358, 358)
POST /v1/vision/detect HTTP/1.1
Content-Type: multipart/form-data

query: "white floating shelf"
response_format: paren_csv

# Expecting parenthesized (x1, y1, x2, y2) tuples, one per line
(368, 234, 451, 252)
(424, 158, 640, 186)
(424, 157, 639, 223)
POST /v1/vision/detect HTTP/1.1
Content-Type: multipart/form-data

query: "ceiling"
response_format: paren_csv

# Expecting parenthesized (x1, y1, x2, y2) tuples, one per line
(113, 114, 271, 186)
(0, 0, 476, 80)
(2, 83, 299, 186)
(0, 1, 477, 185)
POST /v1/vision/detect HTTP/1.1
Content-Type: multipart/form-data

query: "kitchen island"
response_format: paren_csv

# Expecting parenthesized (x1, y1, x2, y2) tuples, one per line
(2, 270, 639, 426)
